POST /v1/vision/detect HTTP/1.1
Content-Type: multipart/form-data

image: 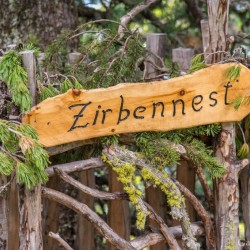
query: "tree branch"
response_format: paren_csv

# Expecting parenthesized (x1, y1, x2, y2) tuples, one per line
(48, 232, 73, 250)
(174, 180, 215, 250)
(130, 222, 204, 249)
(54, 167, 128, 200)
(144, 202, 181, 250)
(118, 0, 159, 35)
(193, 165, 214, 212)
(42, 187, 136, 250)
(46, 157, 105, 177)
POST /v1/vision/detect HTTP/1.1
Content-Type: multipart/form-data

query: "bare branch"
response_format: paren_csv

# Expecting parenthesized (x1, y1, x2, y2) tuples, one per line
(118, 0, 159, 35)
(49, 232, 73, 250)
(42, 187, 136, 250)
(193, 165, 214, 212)
(144, 202, 181, 250)
(130, 222, 204, 249)
(174, 180, 215, 250)
(54, 167, 128, 200)
(46, 158, 105, 177)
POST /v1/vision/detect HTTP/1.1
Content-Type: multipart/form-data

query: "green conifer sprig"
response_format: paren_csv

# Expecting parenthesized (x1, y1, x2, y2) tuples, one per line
(0, 50, 32, 112)
(188, 54, 207, 73)
(183, 138, 226, 178)
(0, 120, 49, 188)
(226, 64, 241, 82)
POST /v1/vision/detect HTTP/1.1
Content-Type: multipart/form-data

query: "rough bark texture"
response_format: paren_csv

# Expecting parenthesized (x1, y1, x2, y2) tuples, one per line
(43, 176, 60, 250)
(240, 167, 250, 249)
(214, 124, 248, 249)
(0, 0, 78, 48)
(108, 169, 130, 250)
(207, 0, 230, 63)
(0, 176, 8, 250)
(206, 1, 247, 249)
(145, 33, 167, 250)
(77, 170, 95, 250)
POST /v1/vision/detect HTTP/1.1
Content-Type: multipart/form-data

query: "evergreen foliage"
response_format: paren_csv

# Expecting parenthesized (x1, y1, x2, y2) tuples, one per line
(0, 50, 32, 112)
(188, 54, 207, 73)
(0, 120, 49, 188)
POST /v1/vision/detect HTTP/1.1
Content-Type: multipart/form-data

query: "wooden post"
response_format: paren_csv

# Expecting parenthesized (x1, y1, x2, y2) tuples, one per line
(172, 48, 195, 72)
(145, 33, 167, 250)
(108, 169, 130, 250)
(19, 51, 43, 250)
(0, 176, 8, 250)
(76, 169, 95, 250)
(204, 1, 247, 249)
(240, 167, 250, 246)
(172, 48, 196, 223)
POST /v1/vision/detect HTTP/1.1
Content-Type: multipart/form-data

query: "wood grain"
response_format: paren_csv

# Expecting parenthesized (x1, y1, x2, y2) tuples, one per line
(24, 63, 250, 147)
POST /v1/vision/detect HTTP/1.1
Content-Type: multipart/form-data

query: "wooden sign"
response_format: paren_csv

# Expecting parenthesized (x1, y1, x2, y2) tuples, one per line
(24, 63, 250, 147)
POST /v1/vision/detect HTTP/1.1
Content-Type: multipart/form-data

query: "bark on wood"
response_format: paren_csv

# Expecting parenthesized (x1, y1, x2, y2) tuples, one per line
(7, 176, 19, 250)
(76, 170, 95, 250)
(240, 167, 250, 249)
(43, 176, 60, 250)
(144, 202, 181, 250)
(172, 47, 195, 72)
(206, 1, 249, 249)
(145, 33, 167, 250)
(0, 0, 78, 48)
(0, 176, 8, 250)
(19, 51, 43, 250)
(207, 0, 230, 64)
(130, 222, 204, 249)
(49, 232, 73, 250)
(118, 0, 158, 35)
(41, 187, 136, 250)
(175, 181, 215, 249)
(46, 158, 106, 177)
(214, 124, 249, 249)
(108, 169, 130, 250)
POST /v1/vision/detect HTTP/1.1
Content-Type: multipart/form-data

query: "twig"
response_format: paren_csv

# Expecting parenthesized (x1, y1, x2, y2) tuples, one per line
(48, 232, 73, 250)
(130, 222, 204, 249)
(54, 167, 128, 200)
(144, 202, 181, 250)
(174, 180, 215, 250)
(193, 165, 214, 212)
(46, 157, 106, 177)
(42, 187, 136, 250)
(118, 0, 159, 36)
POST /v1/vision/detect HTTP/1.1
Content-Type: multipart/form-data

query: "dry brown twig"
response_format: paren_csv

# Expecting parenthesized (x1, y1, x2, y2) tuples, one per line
(118, 0, 159, 36)
(49, 232, 73, 250)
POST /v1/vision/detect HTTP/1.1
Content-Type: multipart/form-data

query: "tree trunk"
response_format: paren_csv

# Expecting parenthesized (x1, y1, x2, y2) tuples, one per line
(206, 1, 249, 249)
(0, 0, 78, 48)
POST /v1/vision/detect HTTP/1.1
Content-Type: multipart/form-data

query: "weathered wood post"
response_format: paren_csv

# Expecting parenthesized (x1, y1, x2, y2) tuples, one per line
(20, 50, 43, 250)
(108, 170, 130, 250)
(0, 176, 8, 249)
(204, 1, 249, 249)
(145, 33, 167, 250)
(172, 47, 196, 223)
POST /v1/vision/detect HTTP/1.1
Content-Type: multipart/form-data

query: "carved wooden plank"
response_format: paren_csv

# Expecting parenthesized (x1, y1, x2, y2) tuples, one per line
(24, 63, 250, 147)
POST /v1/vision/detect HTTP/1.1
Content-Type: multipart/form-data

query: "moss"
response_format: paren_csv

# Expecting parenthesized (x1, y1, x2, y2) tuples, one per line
(141, 168, 184, 209)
